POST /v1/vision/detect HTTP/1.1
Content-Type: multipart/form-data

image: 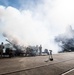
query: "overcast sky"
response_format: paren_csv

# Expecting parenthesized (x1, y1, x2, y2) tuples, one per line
(0, 0, 74, 53)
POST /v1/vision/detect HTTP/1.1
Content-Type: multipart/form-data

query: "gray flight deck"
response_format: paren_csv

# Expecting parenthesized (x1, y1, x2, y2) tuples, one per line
(0, 52, 74, 75)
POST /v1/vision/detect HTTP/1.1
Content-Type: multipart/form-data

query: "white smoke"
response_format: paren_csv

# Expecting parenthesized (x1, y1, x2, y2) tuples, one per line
(0, 0, 74, 53)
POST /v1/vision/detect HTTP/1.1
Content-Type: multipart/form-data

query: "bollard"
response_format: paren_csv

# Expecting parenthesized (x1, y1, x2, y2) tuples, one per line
(49, 50, 53, 61)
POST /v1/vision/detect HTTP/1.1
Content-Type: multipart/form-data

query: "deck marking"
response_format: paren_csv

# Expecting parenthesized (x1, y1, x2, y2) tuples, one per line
(61, 68, 74, 75)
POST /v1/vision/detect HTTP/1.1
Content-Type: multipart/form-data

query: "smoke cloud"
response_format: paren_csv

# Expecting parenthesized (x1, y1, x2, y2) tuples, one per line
(0, 0, 74, 53)
(55, 26, 74, 52)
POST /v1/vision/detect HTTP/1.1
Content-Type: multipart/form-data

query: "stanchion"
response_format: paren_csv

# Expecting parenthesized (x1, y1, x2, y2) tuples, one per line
(49, 50, 53, 61)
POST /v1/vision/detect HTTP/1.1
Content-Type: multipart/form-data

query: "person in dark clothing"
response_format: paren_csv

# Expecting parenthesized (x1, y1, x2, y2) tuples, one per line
(0, 42, 4, 58)
(39, 45, 42, 55)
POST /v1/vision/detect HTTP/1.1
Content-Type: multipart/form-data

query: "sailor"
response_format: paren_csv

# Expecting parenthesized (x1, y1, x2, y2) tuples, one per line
(0, 42, 4, 58)
(39, 45, 42, 55)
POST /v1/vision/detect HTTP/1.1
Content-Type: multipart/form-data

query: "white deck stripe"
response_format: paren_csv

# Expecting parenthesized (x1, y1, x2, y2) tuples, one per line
(61, 68, 74, 75)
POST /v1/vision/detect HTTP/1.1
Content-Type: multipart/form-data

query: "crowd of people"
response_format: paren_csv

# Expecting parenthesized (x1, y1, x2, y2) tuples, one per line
(0, 42, 53, 61)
